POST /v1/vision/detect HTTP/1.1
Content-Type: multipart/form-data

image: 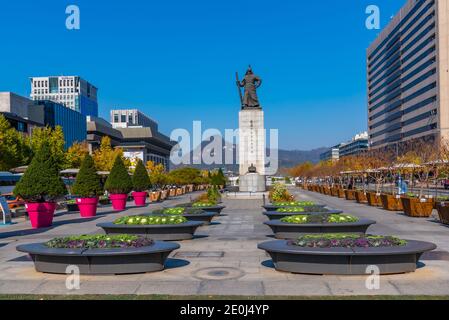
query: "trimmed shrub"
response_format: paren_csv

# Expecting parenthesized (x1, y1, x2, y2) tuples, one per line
(132, 159, 151, 192)
(46, 235, 153, 249)
(104, 156, 133, 194)
(14, 142, 67, 202)
(72, 155, 103, 198)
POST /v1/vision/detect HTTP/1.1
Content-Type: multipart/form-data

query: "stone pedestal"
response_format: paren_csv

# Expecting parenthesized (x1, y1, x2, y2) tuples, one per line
(239, 173, 266, 193)
(238, 108, 266, 192)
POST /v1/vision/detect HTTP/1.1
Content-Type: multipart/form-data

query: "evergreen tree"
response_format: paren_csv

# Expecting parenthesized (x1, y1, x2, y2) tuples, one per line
(104, 156, 133, 194)
(14, 141, 67, 202)
(132, 159, 151, 192)
(72, 155, 103, 198)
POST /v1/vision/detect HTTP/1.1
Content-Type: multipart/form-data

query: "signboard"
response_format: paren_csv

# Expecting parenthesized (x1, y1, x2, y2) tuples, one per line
(0, 196, 12, 225)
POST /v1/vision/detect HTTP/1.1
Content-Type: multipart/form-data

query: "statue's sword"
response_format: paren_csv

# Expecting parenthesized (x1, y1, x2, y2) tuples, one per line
(236, 72, 244, 108)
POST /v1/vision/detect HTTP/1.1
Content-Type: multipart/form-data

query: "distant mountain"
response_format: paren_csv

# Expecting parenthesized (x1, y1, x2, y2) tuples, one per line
(170, 136, 327, 173)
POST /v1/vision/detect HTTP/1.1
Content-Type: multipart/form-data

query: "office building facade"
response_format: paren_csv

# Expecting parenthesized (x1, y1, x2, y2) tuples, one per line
(320, 145, 341, 162)
(30, 76, 98, 117)
(35, 100, 87, 149)
(110, 109, 158, 129)
(367, 0, 449, 149)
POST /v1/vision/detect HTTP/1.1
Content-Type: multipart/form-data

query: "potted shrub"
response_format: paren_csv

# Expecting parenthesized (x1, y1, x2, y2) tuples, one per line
(132, 159, 151, 206)
(72, 155, 103, 218)
(401, 193, 434, 218)
(436, 199, 449, 225)
(380, 193, 404, 211)
(13, 142, 67, 229)
(366, 192, 382, 207)
(104, 156, 133, 211)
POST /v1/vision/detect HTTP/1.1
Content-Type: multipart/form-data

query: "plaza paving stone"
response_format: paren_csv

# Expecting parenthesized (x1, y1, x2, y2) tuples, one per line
(0, 189, 449, 296)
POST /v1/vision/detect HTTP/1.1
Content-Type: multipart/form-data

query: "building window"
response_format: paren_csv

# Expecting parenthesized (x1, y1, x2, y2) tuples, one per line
(114, 114, 119, 123)
(121, 115, 126, 122)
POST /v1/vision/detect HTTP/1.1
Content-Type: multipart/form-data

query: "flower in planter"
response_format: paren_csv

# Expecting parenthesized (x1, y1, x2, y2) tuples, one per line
(281, 214, 358, 224)
(291, 234, 407, 248)
(72, 155, 103, 198)
(192, 201, 217, 208)
(46, 235, 154, 249)
(272, 201, 315, 207)
(14, 142, 67, 202)
(104, 156, 133, 194)
(132, 160, 151, 192)
(114, 215, 187, 225)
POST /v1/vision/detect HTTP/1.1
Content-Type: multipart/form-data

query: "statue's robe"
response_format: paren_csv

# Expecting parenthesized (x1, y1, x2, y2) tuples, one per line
(241, 74, 262, 108)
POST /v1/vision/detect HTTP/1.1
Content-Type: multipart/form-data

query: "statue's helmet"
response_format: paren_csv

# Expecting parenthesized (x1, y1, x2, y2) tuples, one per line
(246, 65, 253, 75)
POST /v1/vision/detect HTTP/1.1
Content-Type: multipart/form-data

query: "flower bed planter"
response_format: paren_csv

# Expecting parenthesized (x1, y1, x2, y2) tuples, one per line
(17, 241, 179, 275)
(97, 221, 203, 241)
(337, 189, 346, 198)
(264, 218, 376, 239)
(355, 191, 368, 204)
(262, 204, 326, 212)
(132, 192, 147, 207)
(66, 203, 79, 212)
(401, 197, 434, 218)
(344, 190, 356, 201)
(150, 191, 161, 203)
(380, 194, 404, 211)
(77, 198, 99, 218)
(437, 202, 449, 225)
(25, 202, 56, 229)
(323, 187, 331, 196)
(330, 187, 339, 197)
(258, 239, 436, 275)
(175, 203, 226, 214)
(110, 194, 128, 211)
(366, 192, 383, 207)
(263, 209, 343, 221)
(150, 208, 219, 225)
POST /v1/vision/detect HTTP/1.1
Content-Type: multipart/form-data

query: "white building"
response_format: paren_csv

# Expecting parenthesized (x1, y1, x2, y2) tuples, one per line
(110, 109, 158, 129)
(30, 76, 98, 117)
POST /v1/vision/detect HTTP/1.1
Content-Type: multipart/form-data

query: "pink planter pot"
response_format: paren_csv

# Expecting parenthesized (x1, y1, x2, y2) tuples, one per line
(76, 197, 99, 218)
(25, 202, 56, 229)
(110, 194, 128, 211)
(132, 192, 147, 207)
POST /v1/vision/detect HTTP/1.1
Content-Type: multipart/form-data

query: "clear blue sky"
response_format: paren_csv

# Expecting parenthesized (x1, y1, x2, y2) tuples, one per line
(0, 0, 405, 150)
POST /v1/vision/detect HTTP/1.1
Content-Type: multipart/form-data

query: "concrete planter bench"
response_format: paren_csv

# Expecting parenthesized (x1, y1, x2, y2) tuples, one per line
(258, 240, 436, 275)
(264, 218, 376, 239)
(97, 221, 203, 241)
(262, 204, 326, 212)
(17, 241, 180, 275)
(263, 209, 343, 221)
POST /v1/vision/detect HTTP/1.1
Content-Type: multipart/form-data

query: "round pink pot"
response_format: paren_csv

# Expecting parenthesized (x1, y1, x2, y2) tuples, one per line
(76, 197, 99, 218)
(25, 202, 56, 229)
(132, 192, 147, 207)
(109, 194, 128, 211)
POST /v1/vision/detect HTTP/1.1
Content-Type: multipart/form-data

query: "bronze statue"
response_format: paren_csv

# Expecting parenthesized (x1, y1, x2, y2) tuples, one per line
(236, 66, 262, 109)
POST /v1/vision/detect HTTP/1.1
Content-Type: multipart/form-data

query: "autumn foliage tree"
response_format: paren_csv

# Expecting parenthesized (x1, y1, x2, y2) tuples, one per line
(93, 136, 130, 171)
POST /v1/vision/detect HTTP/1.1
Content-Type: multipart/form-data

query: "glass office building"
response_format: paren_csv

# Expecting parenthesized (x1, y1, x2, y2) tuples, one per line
(367, 0, 449, 149)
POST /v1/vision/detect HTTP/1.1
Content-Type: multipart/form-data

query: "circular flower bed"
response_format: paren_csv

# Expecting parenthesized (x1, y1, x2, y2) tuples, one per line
(273, 201, 315, 207)
(290, 234, 407, 248)
(114, 215, 187, 225)
(192, 201, 217, 208)
(45, 234, 153, 249)
(276, 206, 328, 213)
(154, 207, 205, 215)
(281, 214, 359, 224)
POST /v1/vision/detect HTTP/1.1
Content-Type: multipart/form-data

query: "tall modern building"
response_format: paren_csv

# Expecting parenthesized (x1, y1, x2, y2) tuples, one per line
(30, 76, 98, 117)
(367, 0, 449, 149)
(110, 109, 158, 129)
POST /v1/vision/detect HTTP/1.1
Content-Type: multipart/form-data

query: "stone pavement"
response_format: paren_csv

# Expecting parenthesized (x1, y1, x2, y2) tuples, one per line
(1, 189, 449, 296)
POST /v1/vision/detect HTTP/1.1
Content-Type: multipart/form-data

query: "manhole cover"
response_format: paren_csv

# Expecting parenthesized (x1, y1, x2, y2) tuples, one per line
(193, 267, 245, 280)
